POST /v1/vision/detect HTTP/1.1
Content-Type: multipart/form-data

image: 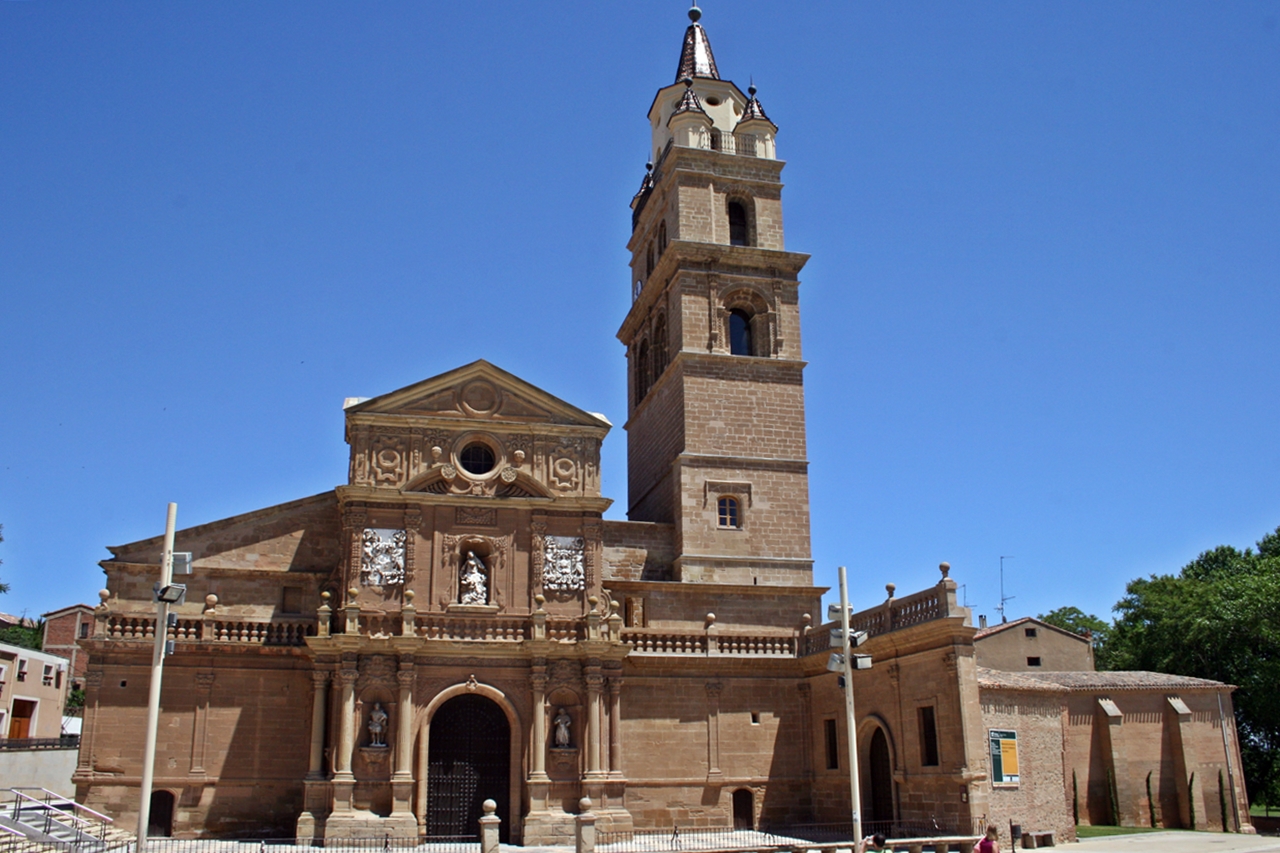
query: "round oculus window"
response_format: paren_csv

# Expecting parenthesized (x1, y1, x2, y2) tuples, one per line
(705, 96, 721, 106)
(459, 443, 496, 476)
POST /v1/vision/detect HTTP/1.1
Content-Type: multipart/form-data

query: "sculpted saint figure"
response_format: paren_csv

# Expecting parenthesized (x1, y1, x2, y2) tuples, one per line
(368, 702, 389, 747)
(553, 707, 572, 748)
(460, 551, 488, 605)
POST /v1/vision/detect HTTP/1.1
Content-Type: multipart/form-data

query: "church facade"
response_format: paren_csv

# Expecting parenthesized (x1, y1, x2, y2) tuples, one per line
(75, 10, 1252, 844)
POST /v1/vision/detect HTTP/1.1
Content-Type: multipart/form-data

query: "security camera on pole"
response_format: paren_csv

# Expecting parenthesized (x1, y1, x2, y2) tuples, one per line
(137, 503, 191, 850)
(827, 566, 871, 844)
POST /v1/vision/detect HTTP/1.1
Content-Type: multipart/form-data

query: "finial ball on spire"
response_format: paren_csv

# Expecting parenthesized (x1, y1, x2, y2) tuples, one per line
(748, 84, 757, 96)
(689, 5, 702, 23)
(682, 76, 693, 89)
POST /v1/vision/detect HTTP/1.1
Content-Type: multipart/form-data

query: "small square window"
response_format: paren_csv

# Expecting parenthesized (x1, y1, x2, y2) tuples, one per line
(1027, 656, 1042, 667)
(717, 496, 740, 528)
(281, 586, 303, 615)
(79, 622, 90, 639)
(750, 712, 760, 725)
(1025, 628, 1038, 638)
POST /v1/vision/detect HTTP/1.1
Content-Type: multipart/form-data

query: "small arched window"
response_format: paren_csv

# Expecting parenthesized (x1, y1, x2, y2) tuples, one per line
(636, 339, 651, 402)
(717, 496, 740, 528)
(658, 220, 668, 255)
(729, 309, 753, 356)
(727, 201, 749, 247)
(646, 243, 655, 277)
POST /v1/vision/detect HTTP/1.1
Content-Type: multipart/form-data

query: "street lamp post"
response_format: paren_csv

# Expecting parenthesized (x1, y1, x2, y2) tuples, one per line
(836, 565, 863, 844)
(137, 503, 181, 850)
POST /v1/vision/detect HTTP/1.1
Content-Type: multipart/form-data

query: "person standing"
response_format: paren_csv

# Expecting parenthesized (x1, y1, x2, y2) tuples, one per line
(977, 825, 1000, 853)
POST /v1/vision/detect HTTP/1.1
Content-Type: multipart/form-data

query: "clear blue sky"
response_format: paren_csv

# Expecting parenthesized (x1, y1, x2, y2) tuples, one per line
(2, 2, 1277, 624)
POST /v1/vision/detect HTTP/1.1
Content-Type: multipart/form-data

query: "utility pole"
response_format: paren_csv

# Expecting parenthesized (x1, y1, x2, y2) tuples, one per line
(998, 556, 1015, 623)
(837, 565, 862, 844)
(137, 503, 178, 850)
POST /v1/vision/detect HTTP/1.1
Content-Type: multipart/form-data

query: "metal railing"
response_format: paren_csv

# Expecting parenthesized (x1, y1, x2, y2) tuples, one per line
(767, 818, 988, 843)
(598, 826, 786, 852)
(4, 788, 113, 849)
(0, 736, 81, 750)
(140, 836, 478, 853)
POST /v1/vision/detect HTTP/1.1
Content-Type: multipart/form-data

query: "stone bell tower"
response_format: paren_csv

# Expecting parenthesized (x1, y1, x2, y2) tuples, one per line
(619, 6, 812, 586)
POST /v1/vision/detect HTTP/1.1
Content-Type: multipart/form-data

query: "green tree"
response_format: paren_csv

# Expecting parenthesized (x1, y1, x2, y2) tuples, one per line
(1038, 605, 1113, 667)
(0, 620, 42, 650)
(1106, 525, 1280, 812)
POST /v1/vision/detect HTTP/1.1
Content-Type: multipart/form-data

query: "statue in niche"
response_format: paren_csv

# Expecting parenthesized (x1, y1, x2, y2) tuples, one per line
(367, 702, 389, 747)
(553, 707, 572, 749)
(459, 551, 488, 605)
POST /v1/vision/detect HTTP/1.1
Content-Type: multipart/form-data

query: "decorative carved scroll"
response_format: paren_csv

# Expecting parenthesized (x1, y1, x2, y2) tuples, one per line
(543, 536, 585, 592)
(531, 521, 548, 590)
(361, 529, 406, 587)
(456, 507, 496, 527)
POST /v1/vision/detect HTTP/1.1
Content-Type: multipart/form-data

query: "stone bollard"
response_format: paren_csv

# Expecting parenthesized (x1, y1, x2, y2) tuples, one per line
(480, 799, 500, 853)
(575, 797, 597, 853)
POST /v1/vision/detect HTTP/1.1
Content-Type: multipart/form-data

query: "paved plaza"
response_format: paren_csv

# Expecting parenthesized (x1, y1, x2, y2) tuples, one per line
(1076, 831, 1280, 853)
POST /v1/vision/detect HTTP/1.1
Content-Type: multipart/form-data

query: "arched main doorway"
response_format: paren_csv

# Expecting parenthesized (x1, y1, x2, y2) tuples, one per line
(868, 728, 894, 824)
(426, 694, 511, 842)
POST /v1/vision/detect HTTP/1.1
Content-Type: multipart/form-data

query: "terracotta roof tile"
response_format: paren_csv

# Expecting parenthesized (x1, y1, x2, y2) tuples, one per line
(977, 666, 1233, 692)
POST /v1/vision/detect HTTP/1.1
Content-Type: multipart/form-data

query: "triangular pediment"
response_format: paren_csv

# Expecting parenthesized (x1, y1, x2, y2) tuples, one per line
(346, 360, 611, 429)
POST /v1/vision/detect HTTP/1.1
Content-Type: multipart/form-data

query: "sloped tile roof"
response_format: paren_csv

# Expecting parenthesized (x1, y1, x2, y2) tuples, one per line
(675, 10, 720, 81)
(977, 666, 1233, 692)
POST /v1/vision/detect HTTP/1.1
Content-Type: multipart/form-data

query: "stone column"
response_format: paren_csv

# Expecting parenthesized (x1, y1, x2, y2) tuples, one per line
(586, 671, 604, 777)
(307, 671, 329, 779)
(706, 682, 723, 783)
(77, 671, 104, 773)
(335, 667, 358, 778)
(392, 665, 415, 817)
(190, 671, 215, 775)
(530, 668, 549, 780)
(607, 677, 623, 778)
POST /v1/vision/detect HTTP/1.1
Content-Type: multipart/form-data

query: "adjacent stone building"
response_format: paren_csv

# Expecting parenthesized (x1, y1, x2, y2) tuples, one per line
(73, 9, 1254, 844)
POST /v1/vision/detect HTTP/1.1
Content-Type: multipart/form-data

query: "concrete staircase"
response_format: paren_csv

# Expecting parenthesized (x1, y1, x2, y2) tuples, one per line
(0, 788, 133, 853)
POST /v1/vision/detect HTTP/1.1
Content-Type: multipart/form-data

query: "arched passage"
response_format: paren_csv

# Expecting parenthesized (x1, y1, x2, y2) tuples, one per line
(732, 788, 754, 829)
(148, 790, 175, 837)
(868, 727, 894, 824)
(426, 694, 512, 842)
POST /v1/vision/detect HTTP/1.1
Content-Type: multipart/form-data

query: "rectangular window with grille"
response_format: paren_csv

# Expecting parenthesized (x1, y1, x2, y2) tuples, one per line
(918, 706, 939, 766)
(824, 718, 839, 770)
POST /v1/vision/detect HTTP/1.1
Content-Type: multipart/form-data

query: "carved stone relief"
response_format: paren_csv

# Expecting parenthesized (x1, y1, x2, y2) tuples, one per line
(441, 533, 511, 608)
(542, 536, 585, 593)
(456, 507, 497, 527)
(360, 529, 406, 587)
(359, 655, 397, 690)
(371, 438, 405, 486)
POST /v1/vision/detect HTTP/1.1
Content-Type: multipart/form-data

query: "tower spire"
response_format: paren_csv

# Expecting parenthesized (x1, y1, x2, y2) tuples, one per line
(675, 5, 720, 82)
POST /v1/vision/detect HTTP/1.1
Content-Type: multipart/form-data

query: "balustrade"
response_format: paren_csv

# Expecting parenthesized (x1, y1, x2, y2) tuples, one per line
(102, 614, 313, 646)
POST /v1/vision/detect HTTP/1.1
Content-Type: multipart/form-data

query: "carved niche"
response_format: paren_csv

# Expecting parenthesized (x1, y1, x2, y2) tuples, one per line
(360, 529, 406, 587)
(441, 533, 511, 608)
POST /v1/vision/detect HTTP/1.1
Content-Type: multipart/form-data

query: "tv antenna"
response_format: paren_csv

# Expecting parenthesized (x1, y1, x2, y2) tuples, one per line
(998, 556, 1015, 623)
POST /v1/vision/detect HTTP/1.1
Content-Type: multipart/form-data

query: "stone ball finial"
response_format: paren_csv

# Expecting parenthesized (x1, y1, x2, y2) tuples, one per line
(98, 589, 110, 604)
(348, 586, 360, 600)
(886, 583, 897, 599)
(688, 5, 702, 23)
(705, 612, 716, 626)
(404, 589, 415, 603)
(588, 595, 599, 609)
(320, 590, 331, 603)
(939, 562, 951, 579)
(205, 593, 218, 609)
(609, 599, 620, 614)
(801, 613, 812, 625)
(483, 799, 497, 816)
(579, 796, 593, 813)
(535, 593, 546, 606)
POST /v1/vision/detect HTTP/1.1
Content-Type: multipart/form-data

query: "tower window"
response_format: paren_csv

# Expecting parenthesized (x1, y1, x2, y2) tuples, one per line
(658, 221, 668, 255)
(729, 309, 753, 356)
(1027, 656, 1042, 667)
(459, 443, 496, 475)
(646, 243, 655, 277)
(636, 339, 651, 401)
(717, 496, 740, 528)
(728, 201, 749, 246)
(652, 315, 668, 381)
